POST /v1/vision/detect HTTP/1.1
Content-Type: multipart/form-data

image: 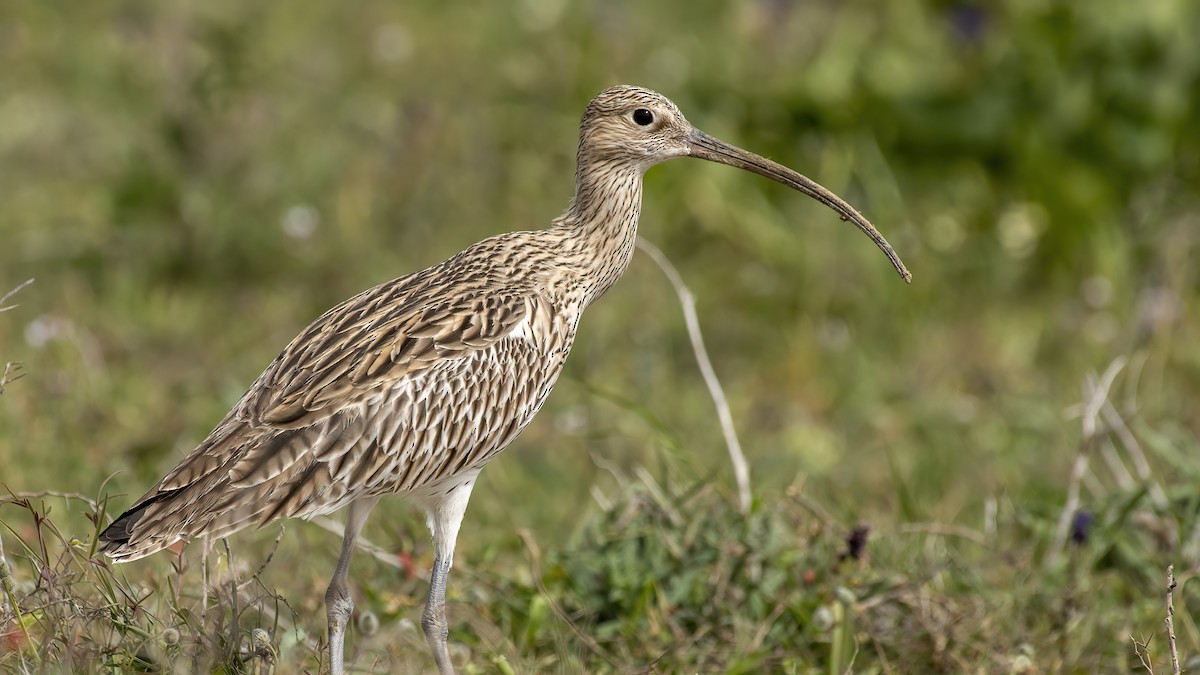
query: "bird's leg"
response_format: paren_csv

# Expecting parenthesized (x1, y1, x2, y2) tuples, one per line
(423, 552, 455, 674)
(326, 495, 380, 675)
(421, 474, 478, 675)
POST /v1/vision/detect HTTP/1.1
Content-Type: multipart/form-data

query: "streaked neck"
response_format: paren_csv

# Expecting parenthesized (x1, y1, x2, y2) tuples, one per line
(558, 159, 644, 305)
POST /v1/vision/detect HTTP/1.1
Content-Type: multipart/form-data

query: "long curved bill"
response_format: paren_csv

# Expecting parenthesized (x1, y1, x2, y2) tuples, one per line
(687, 129, 912, 283)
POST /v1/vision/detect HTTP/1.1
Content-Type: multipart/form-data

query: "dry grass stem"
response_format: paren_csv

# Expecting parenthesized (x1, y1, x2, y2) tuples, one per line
(0, 278, 34, 313)
(1166, 564, 1181, 675)
(1097, 436, 1136, 491)
(1102, 400, 1169, 510)
(635, 237, 752, 514)
(1, 491, 100, 511)
(311, 516, 408, 572)
(895, 523, 992, 548)
(1132, 634, 1156, 673)
(1047, 357, 1125, 566)
(0, 363, 25, 396)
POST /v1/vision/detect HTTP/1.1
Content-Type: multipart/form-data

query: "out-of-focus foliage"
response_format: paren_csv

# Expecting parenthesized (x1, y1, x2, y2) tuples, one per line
(1, 0, 1198, 672)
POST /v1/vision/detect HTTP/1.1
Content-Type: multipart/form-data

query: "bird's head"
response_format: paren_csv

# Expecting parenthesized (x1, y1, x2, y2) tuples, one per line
(578, 85, 694, 167)
(576, 85, 912, 283)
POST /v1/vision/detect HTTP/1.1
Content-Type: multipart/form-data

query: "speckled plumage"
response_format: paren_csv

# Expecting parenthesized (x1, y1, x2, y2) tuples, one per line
(102, 233, 581, 558)
(99, 85, 909, 674)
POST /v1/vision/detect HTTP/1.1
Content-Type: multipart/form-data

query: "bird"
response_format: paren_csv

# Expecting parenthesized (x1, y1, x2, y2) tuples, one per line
(98, 85, 911, 674)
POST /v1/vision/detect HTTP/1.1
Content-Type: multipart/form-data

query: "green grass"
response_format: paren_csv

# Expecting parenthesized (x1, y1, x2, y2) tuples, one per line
(2, 0, 1200, 672)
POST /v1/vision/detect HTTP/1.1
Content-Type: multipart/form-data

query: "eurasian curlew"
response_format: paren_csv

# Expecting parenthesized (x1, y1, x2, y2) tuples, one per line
(98, 85, 911, 674)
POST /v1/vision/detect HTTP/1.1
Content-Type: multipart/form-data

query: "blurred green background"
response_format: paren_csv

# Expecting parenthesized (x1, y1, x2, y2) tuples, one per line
(2, 0, 1199, 671)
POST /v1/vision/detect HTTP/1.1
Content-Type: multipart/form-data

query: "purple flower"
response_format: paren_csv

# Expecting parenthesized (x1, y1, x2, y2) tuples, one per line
(949, 5, 988, 43)
(1070, 510, 1094, 545)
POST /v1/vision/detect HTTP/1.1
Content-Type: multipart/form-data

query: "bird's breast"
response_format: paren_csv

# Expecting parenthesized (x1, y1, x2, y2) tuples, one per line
(339, 310, 575, 497)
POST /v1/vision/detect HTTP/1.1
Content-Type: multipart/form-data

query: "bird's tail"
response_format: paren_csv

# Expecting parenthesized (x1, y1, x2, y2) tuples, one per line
(98, 491, 181, 562)
(98, 479, 279, 563)
(99, 458, 341, 563)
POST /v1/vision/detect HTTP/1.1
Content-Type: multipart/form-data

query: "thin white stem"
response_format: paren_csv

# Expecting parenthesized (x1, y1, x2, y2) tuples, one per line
(895, 522, 992, 548)
(635, 237, 752, 514)
(1047, 357, 1125, 567)
(0, 491, 99, 510)
(0, 362, 24, 395)
(1097, 436, 1135, 491)
(310, 516, 409, 571)
(0, 278, 34, 312)
(1103, 400, 1169, 510)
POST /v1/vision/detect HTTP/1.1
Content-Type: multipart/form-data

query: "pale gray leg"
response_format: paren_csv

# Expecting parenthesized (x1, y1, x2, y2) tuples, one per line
(326, 495, 380, 675)
(422, 553, 455, 674)
(420, 473, 478, 675)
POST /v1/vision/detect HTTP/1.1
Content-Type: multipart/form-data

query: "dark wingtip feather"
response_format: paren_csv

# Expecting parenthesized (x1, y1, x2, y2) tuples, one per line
(98, 490, 176, 558)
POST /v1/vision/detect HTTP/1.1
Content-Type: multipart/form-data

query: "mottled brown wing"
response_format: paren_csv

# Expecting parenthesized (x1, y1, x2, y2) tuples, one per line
(151, 271, 531, 493)
(250, 274, 531, 428)
(102, 321, 558, 563)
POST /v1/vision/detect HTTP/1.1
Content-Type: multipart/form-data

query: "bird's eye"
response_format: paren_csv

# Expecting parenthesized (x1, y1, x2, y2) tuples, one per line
(632, 108, 654, 126)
